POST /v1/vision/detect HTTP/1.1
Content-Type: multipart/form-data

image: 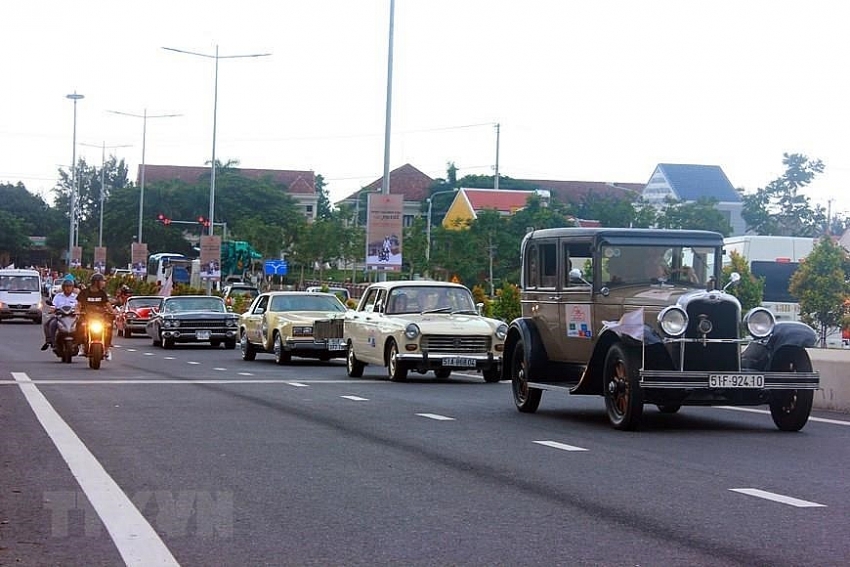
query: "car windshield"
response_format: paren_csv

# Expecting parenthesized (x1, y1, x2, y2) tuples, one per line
(269, 294, 346, 312)
(0, 275, 40, 292)
(602, 244, 717, 287)
(163, 297, 226, 313)
(229, 288, 259, 298)
(386, 286, 476, 314)
(127, 298, 162, 310)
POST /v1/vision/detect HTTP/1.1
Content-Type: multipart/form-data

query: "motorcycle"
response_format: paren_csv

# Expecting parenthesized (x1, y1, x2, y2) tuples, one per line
(82, 313, 108, 370)
(51, 305, 80, 364)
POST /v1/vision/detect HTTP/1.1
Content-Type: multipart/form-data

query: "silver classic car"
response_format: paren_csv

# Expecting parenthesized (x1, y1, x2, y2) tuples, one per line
(344, 281, 507, 382)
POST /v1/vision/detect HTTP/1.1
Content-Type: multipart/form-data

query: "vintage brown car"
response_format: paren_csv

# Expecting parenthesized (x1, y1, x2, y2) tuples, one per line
(503, 227, 819, 431)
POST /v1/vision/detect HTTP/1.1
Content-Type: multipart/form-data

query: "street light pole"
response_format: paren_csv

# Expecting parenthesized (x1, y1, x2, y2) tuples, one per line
(108, 109, 180, 244)
(65, 92, 84, 267)
(162, 45, 271, 238)
(80, 141, 133, 247)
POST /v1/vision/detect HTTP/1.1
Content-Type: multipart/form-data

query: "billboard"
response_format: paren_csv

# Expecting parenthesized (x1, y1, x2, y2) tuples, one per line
(366, 193, 403, 271)
(70, 246, 82, 269)
(131, 242, 148, 278)
(93, 246, 107, 273)
(200, 235, 222, 281)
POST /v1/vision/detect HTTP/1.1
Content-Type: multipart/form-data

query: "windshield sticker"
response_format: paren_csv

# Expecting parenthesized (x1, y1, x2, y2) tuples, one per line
(566, 304, 592, 339)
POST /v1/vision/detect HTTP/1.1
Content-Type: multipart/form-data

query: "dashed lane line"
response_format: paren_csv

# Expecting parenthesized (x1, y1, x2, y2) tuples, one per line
(287, 382, 310, 387)
(533, 440, 589, 452)
(10, 372, 180, 566)
(730, 488, 826, 508)
(416, 413, 455, 421)
(341, 395, 369, 401)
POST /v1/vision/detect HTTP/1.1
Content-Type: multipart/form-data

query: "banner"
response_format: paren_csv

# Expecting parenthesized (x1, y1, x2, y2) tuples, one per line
(93, 247, 107, 273)
(131, 242, 148, 278)
(200, 235, 222, 281)
(366, 193, 403, 271)
(70, 246, 83, 269)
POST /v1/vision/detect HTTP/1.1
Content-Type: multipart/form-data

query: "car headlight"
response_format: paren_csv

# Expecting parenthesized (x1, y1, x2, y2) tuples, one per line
(495, 323, 508, 340)
(658, 306, 688, 337)
(293, 326, 313, 336)
(404, 323, 420, 340)
(745, 308, 775, 338)
(226, 318, 238, 327)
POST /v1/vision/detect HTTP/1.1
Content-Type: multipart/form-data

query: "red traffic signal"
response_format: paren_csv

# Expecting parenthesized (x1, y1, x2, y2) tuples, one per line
(198, 216, 211, 227)
(157, 213, 171, 225)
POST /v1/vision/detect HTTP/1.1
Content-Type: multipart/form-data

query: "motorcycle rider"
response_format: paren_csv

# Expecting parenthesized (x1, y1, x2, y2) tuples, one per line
(76, 273, 116, 360)
(41, 276, 78, 350)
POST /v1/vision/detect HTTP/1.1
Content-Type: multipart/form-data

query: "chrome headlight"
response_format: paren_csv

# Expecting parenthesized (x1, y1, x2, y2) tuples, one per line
(226, 318, 238, 327)
(495, 323, 508, 340)
(404, 323, 420, 340)
(658, 306, 688, 337)
(745, 307, 775, 338)
(292, 325, 313, 336)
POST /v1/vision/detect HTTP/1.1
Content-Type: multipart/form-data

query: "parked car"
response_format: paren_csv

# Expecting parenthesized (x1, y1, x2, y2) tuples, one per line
(146, 295, 239, 349)
(240, 291, 348, 363)
(503, 227, 820, 431)
(305, 285, 351, 304)
(116, 295, 163, 338)
(222, 283, 260, 311)
(344, 280, 506, 382)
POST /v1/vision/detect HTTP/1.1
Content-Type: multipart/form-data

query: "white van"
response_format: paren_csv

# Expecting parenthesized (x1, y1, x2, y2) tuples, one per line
(0, 268, 44, 323)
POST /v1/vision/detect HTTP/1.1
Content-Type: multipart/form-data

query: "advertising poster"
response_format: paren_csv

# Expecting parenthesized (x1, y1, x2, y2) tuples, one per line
(131, 242, 148, 278)
(365, 193, 403, 270)
(70, 246, 83, 269)
(200, 235, 222, 281)
(93, 247, 107, 273)
(566, 304, 592, 339)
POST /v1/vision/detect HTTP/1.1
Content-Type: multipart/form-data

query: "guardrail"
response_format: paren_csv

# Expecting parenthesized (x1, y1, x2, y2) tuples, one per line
(809, 348, 850, 413)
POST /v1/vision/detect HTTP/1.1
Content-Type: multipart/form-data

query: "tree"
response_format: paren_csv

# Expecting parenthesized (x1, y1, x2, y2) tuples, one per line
(721, 251, 763, 311)
(741, 153, 826, 236)
(789, 238, 849, 347)
(657, 197, 733, 236)
(315, 174, 333, 220)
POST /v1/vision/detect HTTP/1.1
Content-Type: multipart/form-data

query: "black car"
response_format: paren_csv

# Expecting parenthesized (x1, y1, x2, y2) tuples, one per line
(145, 295, 239, 349)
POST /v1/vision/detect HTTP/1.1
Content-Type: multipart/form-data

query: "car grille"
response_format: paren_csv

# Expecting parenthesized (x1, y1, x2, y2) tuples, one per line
(314, 318, 344, 340)
(178, 319, 229, 330)
(679, 299, 740, 371)
(421, 335, 491, 353)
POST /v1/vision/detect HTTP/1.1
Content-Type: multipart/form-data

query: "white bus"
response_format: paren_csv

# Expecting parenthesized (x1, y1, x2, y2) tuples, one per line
(722, 236, 816, 322)
(147, 253, 198, 287)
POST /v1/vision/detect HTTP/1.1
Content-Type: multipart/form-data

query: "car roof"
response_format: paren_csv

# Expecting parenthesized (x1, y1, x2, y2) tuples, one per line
(363, 280, 469, 290)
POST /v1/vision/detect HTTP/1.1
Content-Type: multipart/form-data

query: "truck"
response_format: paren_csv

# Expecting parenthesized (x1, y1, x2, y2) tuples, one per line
(722, 235, 817, 322)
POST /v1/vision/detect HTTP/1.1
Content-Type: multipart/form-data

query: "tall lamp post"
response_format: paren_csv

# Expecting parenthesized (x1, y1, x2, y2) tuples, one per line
(425, 189, 458, 264)
(162, 45, 271, 240)
(65, 92, 84, 266)
(108, 109, 180, 244)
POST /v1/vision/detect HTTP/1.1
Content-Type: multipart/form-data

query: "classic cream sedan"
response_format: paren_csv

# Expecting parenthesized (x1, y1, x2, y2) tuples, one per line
(239, 291, 348, 364)
(344, 281, 507, 382)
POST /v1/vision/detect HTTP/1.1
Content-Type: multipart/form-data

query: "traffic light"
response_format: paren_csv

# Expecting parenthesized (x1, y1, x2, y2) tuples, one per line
(198, 216, 211, 228)
(157, 213, 171, 225)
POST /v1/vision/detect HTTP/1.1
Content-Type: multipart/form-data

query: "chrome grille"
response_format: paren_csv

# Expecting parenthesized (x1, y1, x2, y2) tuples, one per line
(314, 318, 344, 340)
(421, 335, 491, 353)
(681, 299, 740, 371)
(178, 319, 229, 330)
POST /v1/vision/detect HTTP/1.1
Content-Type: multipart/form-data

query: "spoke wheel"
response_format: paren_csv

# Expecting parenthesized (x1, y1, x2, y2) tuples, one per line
(346, 341, 365, 377)
(769, 351, 814, 432)
(240, 331, 256, 361)
(274, 333, 291, 365)
(387, 340, 407, 381)
(511, 340, 541, 412)
(603, 343, 644, 430)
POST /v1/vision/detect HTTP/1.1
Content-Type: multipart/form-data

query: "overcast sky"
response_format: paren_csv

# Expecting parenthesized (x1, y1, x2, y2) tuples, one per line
(2, 0, 847, 218)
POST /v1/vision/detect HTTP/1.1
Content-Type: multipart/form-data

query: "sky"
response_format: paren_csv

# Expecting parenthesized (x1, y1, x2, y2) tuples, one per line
(2, 0, 848, 219)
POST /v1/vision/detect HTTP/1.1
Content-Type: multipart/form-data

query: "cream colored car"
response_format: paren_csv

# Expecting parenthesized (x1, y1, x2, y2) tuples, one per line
(344, 281, 507, 382)
(240, 291, 348, 364)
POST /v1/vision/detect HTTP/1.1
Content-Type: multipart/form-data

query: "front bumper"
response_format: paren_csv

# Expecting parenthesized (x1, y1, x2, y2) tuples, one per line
(284, 337, 347, 355)
(640, 370, 820, 390)
(161, 329, 237, 342)
(0, 306, 42, 321)
(396, 352, 501, 371)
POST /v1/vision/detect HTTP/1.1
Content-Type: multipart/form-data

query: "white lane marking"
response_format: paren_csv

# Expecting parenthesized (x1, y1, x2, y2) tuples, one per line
(10, 373, 179, 566)
(1, 379, 379, 385)
(143, 352, 154, 356)
(213, 367, 227, 371)
(416, 413, 455, 421)
(287, 382, 309, 388)
(187, 361, 200, 365)
(730, 488, 826, 508)
(126, 349, 137, 352)
(237, 372, 253, 376)
(719, 406, 850, 426)
(341, 395, 368, 401)
(533, 440, 588, 452)
(163, 356, 175, 360)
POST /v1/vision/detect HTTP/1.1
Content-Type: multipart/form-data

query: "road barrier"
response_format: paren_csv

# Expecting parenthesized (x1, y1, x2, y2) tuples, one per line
(810, 349, 850, 413)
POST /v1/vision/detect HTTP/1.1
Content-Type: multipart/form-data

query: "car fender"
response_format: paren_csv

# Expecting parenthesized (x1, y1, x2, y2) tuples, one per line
(742, 321, 817, 371)
(504, 317, 550, 382)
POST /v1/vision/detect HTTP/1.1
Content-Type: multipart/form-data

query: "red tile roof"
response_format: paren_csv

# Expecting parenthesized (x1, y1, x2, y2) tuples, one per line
(138, 164, 316, 194)
(342, 163, 435, 201)
(463, 188, 537, 214)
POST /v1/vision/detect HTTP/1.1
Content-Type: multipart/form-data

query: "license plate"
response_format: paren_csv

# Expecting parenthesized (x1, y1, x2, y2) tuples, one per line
(327, 338, 345, 351)
(709, 374, 764, 388)
(443, 357, 477, 368)
(196, 330, 211, 340)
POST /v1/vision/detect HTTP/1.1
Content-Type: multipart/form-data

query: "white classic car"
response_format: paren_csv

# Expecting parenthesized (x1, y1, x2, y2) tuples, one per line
(239, 291, 348, 364)
(344, 281, 507, 382)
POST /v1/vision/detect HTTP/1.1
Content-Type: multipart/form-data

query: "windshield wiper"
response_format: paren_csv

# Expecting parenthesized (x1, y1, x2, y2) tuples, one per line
(421, 307, 452, 314)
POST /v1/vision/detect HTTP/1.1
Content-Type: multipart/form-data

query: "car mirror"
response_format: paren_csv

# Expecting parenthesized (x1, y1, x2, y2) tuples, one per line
(476, 302, 484, 316)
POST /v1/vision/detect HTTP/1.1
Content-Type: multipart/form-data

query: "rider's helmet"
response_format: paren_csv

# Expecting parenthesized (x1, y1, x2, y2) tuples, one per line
(90, 273, 105, 285)
(61, 277, 75, 290)
(120, 285, 131, 294)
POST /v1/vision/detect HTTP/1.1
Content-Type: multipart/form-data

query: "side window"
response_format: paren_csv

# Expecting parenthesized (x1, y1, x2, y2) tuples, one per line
(540, 241, 557, 288)
(360, 289, 380, 312)
(525, 243, 539, 288)
(374, 289, 387, 313)
(253, 295, 269, 314)
(564, 241, 593, 287)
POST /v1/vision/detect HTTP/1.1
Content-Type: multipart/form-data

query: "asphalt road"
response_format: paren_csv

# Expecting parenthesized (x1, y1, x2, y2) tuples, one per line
(2, 318, 849, 566)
